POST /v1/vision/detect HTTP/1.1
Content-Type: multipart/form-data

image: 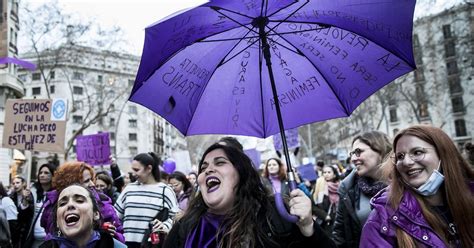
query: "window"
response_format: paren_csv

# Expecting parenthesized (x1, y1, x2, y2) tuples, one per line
(414, 68, 424, 82)
(72, 115, 83, 124)
(129, 119, 137, 128)
(454, 119, 467, 137)
(73, 72, 84, 80)
(128, 105, 137, 114)
(446, 61, 458, 75)
(129, 146, 138, 155)
(444, 41, 455, 58)
(389, 108, 398, 122)
(32, 87, 41, 95)
(50, 71, 55, 79)
(109, 118, 115, 126)
(128, 79, 135, 87)
(98, 75, 103, 83)
(442, 25, 452, 39)
(110, 146, 116, 155)
(448, 77, 462, 95)
(451, 96, 464, 113)
(129, 133, 137, 141)
(418, 102, 429, 118)
(32, 73, 41, 80)
(50, 85, 55, 94)
(73, 86, 83, 95)
(73, 100, 83, 110)
(110, 132, 115, 140)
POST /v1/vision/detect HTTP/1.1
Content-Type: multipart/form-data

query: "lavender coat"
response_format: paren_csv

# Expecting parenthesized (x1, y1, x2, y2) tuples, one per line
(360, 188, 447, 248)
(40, 189, 125, 243)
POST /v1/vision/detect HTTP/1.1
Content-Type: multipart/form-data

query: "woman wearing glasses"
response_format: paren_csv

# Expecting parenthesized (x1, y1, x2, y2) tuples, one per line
(361, 125, 474, 247)
(332, 131, 392, 248)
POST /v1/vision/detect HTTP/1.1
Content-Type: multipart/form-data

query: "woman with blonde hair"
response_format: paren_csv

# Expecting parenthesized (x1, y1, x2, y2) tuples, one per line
(361, 125, 474, 247)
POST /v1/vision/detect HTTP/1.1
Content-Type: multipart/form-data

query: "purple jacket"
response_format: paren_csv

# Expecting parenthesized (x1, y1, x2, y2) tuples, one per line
(40, 189, 125, 243)
(360, 188, 447, 248)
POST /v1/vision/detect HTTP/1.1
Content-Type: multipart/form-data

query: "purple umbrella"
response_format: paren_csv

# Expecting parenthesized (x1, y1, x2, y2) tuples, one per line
(130, 0, 416, 222)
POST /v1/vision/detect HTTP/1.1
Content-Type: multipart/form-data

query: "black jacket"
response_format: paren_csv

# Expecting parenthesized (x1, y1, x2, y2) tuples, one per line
(164, 199, 336, 248)
(331, 170, 362, 248)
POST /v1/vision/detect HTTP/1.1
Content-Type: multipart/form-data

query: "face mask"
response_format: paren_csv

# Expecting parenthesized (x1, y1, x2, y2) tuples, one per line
(413, 160, 444, 196)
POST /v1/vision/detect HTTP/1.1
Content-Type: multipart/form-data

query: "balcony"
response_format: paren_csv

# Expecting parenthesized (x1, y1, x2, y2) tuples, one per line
(0, 72, 24, 97)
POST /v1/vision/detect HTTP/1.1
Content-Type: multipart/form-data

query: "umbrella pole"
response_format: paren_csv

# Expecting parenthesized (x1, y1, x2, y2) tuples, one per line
(257, 17, 298, 223)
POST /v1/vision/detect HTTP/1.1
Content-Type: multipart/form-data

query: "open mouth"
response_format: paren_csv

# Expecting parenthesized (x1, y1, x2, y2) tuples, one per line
(206, 176, 221, 193)
(65, 214, 80, 226)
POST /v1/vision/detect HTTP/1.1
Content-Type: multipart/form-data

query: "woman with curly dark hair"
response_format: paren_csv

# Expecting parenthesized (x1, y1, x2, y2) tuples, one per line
(164, 143, 335, 248)
(40, 162, 124, 243)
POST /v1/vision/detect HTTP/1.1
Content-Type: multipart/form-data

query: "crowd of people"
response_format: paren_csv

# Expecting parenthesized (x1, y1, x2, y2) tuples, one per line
(0, 125, 473, 248)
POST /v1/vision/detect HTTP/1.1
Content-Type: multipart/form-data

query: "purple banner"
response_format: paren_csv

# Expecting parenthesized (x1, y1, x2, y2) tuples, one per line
(0, 57, 36, 70)
(297, 163, 317, 182)
(76, 133, 111, 166)
(273, 128, 300, 151)
(244, 148, 261, 170)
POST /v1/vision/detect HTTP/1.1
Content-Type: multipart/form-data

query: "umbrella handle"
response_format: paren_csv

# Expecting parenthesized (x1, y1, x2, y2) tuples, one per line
(274, 178, 299, 223)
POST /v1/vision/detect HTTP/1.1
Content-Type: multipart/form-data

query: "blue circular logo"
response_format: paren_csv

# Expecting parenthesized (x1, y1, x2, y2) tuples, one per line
(52, 100, 66, 119)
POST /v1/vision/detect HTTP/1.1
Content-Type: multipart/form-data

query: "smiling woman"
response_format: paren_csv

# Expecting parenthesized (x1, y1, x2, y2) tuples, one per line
(361, 125, 474, 247)
(164, 143, 336, 248)
(39, 185, 126, 248)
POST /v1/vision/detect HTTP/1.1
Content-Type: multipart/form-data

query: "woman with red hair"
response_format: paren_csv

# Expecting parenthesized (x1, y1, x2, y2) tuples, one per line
(361, 125, 474, 247)
(262, 158, 289, 197)
(40, 161, 125, 243)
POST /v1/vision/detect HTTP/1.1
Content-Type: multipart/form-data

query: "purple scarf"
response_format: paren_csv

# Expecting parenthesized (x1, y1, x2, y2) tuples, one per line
(185, 212, 225, 248)
(269, 175, 282, 194)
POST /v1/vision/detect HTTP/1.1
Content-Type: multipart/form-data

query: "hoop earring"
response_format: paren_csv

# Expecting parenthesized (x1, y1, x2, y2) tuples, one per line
(57, 229, 62, 236)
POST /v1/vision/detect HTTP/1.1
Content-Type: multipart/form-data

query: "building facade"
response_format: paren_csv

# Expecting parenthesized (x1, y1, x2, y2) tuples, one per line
(0, 0, 23, 184)
(19, 45, 186, 173)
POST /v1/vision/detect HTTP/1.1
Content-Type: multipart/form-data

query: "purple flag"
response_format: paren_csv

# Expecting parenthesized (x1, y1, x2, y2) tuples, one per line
(0, 57, 36, 71)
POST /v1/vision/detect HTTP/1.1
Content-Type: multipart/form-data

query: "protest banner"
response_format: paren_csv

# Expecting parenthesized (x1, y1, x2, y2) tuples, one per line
(273, 128, 300, 151)
(1, 99, 66, 153)
(297, 163, 317, 182)
(76, 133, 111, 166)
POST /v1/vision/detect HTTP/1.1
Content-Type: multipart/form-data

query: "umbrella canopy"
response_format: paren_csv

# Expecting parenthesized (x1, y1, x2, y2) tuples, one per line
(130, 0, 416, 139)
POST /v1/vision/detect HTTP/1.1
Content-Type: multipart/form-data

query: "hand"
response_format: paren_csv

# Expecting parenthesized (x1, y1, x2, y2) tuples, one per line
(102, 222, 117, 237)
(109, 156, 117, 167)
(151, 219, 169, 234)
(289, 189, 314, 237)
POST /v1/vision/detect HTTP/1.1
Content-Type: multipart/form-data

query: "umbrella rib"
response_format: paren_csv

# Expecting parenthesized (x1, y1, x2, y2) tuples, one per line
(265, 0, 309, 35)
(199, 26, 329, 43)
(266, 36, 301, 56)
(269, 30, 351, 116)
(269, 20, 415, 69)
(211, 8, 256, 35)
(210, 5, 255, 20)
(216, 28, 259, 67)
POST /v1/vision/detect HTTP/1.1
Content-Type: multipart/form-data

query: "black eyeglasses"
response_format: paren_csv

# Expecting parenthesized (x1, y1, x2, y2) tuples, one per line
(349, 148, 365, 157)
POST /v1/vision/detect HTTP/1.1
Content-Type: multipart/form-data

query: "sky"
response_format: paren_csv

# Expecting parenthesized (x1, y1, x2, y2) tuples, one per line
(24, 0, 464, 56)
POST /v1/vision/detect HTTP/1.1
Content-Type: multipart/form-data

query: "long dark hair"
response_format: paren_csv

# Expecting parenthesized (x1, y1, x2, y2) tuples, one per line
(133, 152, 162, 182)
(33, 163, 56, 203)
(389, 125, 474, 247)
(180, 143, 276, 248)
(0, 181, 8, 197)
